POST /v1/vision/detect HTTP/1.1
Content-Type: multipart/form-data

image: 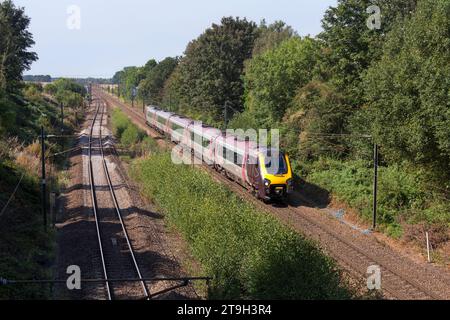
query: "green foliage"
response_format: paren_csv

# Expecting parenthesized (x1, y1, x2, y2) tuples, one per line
(282, 81, 349, 161)
(139, 57, 179, 105)
(110, 108, 157, 156)
(306, 158, 450, 234)
(164, 17, 258, 123)
(0, 0, 38, 93)
(252, 20, 296, 56)
(318, 0, 417, 105)
(111, 108, 131, 139)
(362, 0, 450, 175)
(51, 78, 86, 96)
(114, 66, 144, 100)
(43, 78, 86, 109)
(120, 125, 144, 146)
(243, 37, 320, 128)
(227, 111, 258, 131)
(132, 152, 352, 299)
(0, 91, 18, 136)
(0, 162, 54, 299)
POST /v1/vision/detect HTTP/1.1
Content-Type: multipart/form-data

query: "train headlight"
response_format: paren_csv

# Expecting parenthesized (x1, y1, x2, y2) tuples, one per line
(264, 179, 271, 187)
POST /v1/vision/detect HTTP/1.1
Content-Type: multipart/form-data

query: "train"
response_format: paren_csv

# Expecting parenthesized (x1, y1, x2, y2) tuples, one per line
(145, 106, 294, 202)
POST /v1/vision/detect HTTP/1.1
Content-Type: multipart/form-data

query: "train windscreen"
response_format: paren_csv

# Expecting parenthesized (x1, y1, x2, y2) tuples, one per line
(264, 152, 288, 175)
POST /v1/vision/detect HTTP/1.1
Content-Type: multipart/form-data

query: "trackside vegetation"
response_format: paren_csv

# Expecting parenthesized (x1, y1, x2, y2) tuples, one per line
(0, 79, 86, 299)
(0, 1, 88, 298)
(112, 0, 450, 251)
(111, 108, 158, 156)
(131, 152, 352, 299)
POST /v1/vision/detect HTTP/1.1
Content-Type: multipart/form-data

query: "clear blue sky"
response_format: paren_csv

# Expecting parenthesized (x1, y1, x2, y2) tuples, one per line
(14, 0, 337, 78)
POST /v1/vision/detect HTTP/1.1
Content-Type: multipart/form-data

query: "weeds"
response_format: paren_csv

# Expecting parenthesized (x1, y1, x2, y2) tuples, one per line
(131, 152, 352, 300)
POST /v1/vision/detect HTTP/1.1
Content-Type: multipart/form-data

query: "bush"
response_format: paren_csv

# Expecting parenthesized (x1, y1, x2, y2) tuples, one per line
(306, 158, 450, 238)
(131, 152, 352, 299)
(120, 125, 144, 146)
(111, 108, 131, 139)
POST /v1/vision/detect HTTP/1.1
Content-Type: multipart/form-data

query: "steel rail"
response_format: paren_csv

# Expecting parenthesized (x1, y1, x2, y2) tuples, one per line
(88, 101, 112, 300)
(281, 206, 441, 300)
(99, 90, 446, 300)
(97, 101, 151, 299)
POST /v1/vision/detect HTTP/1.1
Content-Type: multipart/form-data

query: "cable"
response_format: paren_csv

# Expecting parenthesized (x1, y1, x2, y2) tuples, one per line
(0, 173, 25, 218)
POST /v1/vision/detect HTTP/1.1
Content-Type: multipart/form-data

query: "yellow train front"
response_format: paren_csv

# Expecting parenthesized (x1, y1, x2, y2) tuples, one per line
(247, 148, 294, 202)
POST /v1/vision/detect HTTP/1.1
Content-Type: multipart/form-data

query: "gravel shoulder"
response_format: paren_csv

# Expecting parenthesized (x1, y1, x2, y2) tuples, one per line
(54, 100, 200, 300)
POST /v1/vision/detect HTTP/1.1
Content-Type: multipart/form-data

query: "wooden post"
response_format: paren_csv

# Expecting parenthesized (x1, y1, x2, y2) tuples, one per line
(41, 126, 47, 231)
(426, 232, 432, 263)
(372, 143, 379, 230)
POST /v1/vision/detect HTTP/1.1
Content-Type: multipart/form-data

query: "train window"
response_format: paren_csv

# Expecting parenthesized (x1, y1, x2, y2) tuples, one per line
(235, 153, 243, 167)
(172, 123, 184, 132)
(202, 139, 210, 148)
(223, 147, 232, 163)
(158, 116, 166, 124)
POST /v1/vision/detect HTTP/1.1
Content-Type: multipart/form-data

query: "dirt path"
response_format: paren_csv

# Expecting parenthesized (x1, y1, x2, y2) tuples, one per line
(98, 89, 450, 300)
(53, 96, 199, 300)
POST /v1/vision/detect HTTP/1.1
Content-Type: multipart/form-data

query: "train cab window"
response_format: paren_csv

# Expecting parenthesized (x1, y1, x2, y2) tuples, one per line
(264, 152, 288, 175)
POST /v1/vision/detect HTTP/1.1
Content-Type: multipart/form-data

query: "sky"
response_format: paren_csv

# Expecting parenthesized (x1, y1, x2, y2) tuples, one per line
(14, 0, 337, 78)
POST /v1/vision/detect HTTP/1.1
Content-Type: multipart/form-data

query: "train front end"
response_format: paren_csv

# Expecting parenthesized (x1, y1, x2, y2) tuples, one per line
(258, 149, 294, 201)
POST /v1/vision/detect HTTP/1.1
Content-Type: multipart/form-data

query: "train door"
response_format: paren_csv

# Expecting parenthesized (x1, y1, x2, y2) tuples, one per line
(247, 156, 264, 198)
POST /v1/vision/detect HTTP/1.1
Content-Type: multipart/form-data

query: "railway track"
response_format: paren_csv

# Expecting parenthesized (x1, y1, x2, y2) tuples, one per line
(97, 88, 450, 300)
(87, 97, 150, 300)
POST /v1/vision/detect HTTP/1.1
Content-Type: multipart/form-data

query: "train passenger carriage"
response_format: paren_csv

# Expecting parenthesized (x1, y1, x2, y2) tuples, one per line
(153, 109, 174, 135)
(167, 115, 192, 144)
(145, 106, 159, 128)
(144, 105, 294, 202)
(186, 122, 221, 165)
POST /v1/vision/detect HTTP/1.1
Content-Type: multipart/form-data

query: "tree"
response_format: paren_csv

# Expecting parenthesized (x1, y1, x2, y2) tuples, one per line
(318, 0, 417, 106)
(282, 81, 349, 161)
(139, 57, 178, 105)
(0, 0, 37, 93)
(113, 66, 144, 100)
(252, 20, 296, 56)
(243, 37, 320, 128)
(165, 17, 258, 124)
(362, 0, 450, 175)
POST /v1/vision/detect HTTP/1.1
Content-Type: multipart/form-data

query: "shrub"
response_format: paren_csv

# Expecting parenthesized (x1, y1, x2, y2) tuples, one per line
(120, 125, 144, 146)
(111, 108, 130, 139)
(131, 152, 351, 299)
(306, 158, 450, 238)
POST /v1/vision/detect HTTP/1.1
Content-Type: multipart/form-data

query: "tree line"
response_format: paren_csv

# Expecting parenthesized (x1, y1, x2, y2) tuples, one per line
(0, 0, 86, 142)
(114, 0, 449, 178)
(113, 0, 449, 235)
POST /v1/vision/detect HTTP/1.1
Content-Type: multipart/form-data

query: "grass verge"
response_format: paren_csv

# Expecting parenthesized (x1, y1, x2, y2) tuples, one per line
(131, 152, 353, 300)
